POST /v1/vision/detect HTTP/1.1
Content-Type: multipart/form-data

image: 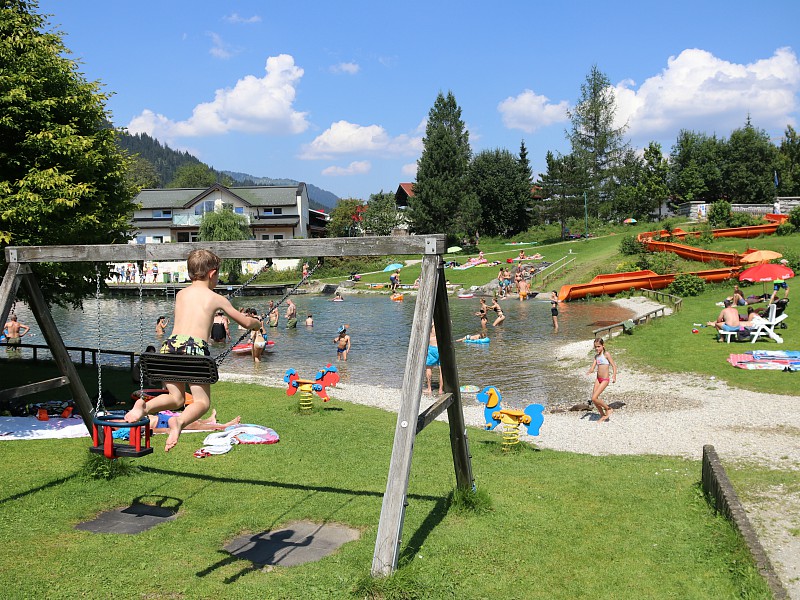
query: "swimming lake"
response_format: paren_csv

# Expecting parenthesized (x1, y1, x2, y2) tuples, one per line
(8, 292, 635, 409)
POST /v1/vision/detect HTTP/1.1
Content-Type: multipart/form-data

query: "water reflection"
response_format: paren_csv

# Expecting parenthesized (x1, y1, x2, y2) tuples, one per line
(8, 293, 634, 409)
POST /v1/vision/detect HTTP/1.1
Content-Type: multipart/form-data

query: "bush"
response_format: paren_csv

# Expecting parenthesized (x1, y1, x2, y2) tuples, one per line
(636, 251, 678, 275)
(776, 222, 796, 236)
(708, 201, 732, 228)
(618, 235, 645, 256)
(789, 205, 800, 230)
(668, 273, 705, 297)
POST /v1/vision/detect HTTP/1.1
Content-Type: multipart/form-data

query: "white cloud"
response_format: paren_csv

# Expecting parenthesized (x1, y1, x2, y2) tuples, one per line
(322, 161, 372, 176)
(208, 32, 236, 59)
(127, 54, 309, 138)
(224, 13, 261, 24)
(330, 62, 360, 75)
(299, 120, 423, 159)
(497, 90, 570, 133)
(615, 47, 800, 141)
(401, 163, 417, 177)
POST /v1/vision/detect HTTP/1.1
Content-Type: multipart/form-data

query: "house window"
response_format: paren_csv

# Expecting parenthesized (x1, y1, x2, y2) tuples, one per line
(177, 232, 190, 243)
(152, 236, 164, 244)
(234, 207, 244, 214)
(195, 200, 215, 215)
(261, 208, 283, 215)
(152, 209, 172, 218)
(273, 234, 284, 240)
(260, 234, 270, 240)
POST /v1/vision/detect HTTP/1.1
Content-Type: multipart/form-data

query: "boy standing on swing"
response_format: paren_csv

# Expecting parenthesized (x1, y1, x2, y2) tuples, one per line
(125, 249, 261, 451)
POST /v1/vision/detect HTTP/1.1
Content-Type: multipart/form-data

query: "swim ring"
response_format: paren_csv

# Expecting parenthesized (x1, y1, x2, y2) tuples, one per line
(464, 337, 490, 344)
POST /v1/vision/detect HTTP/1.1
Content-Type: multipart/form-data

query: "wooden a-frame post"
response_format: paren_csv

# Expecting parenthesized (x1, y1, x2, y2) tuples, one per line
(371, 252, 474, 577)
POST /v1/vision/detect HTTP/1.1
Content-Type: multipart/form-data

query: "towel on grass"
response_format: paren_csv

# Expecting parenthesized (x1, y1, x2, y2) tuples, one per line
(0, 416, 88, 440)
(197, 424, 279, 456)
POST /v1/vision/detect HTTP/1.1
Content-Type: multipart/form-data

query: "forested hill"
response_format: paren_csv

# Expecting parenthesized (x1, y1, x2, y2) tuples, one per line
(116, 132, 340, 210)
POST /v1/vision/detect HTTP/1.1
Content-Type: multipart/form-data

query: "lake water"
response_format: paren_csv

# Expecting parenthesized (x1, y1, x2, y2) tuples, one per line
(8, 293, 634, 409)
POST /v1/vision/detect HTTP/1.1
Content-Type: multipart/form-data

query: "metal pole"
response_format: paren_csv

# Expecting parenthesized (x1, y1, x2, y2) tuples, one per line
(584, 191, 589, 238)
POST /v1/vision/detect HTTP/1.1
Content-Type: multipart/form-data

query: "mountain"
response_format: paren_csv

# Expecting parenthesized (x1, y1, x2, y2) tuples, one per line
(116, 132, 340, 210)
(223, 171, 339, 210)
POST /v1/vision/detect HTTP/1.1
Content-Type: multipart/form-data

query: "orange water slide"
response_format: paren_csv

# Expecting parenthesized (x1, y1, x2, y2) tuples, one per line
(557, 267, 740, 302)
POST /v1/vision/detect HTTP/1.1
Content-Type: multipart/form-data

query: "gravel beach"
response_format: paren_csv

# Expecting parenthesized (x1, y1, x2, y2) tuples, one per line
(219, 295, 800, 597)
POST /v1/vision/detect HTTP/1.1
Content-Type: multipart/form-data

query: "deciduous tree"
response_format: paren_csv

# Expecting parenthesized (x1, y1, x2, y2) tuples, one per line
(0, 0, 136, 306)
(668, 130, 724, 203)
(722, 118, 779, 204)
(363, 191, 398, 236)
(198, 207, 251, 283)
(469, 149, 532, 236)
(326, 198, 365, 238)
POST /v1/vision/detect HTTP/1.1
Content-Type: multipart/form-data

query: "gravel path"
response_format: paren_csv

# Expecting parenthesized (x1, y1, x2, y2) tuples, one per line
(219, 296, 800, 597)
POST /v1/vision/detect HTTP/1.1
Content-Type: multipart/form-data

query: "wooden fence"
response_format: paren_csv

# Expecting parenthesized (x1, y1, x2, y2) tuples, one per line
(592, 288, 681, 339)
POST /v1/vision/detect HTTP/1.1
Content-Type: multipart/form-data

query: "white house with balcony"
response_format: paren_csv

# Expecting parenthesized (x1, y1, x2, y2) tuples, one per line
(113, 183, 329, 280)
(131, 182, 328, 244)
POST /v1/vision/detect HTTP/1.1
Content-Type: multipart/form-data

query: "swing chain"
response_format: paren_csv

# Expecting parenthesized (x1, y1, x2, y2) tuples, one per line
(214, 260, 321, 366)
(138, 261, 146, 396)
(93, 265, 105, 415)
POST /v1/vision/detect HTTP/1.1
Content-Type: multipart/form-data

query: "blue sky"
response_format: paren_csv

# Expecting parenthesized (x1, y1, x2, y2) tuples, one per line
(38, 0, 800, 201)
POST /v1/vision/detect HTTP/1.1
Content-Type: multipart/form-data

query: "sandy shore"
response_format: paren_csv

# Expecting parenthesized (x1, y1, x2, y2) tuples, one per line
(219, 295, 800, 597)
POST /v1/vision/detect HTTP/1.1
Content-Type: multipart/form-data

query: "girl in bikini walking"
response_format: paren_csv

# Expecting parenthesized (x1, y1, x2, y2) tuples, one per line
(587, 338, 617, 422)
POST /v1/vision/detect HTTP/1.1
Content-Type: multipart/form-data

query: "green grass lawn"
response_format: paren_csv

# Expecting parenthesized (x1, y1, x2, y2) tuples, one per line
(0, 383, 771, 599)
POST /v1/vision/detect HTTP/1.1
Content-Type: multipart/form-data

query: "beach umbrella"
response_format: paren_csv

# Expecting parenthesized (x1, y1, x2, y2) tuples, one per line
(740, 250, 782, 265)
(623, 218, 637, 224)
(447, 245, 462, 253)
(738, 263, 794, 296)
(383, 263, 403, 272)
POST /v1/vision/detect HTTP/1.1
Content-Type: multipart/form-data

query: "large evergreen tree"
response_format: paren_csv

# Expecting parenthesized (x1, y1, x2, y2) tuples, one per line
(722, 118, 779, 204)
(777, 125, 800, 196)
(408, 91, 476, 240)
(537, 151, 587, 237)
(469, 149, 532, 236)
(567, 65, 629, 219)
(641, 142, 669, 219)
(0, 0, 136, 306)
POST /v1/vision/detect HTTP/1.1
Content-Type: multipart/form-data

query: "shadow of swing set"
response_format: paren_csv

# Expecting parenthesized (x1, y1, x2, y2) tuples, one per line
(0, 235, 473, 577)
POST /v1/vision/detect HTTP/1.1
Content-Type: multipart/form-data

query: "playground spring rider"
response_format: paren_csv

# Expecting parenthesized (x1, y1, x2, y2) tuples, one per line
(476, 386, 544, 451)
(284, 365, 340, 412)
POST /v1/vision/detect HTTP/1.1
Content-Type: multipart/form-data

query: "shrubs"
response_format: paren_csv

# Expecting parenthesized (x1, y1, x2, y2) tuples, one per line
(669, 273, 705, 297)
(776, 222, 796, 236)
(619, 235, 645, 256)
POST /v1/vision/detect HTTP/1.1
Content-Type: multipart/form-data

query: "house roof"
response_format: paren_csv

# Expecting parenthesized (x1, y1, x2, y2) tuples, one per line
(135, 184, 304, 210)
(398, 183, 415, 197)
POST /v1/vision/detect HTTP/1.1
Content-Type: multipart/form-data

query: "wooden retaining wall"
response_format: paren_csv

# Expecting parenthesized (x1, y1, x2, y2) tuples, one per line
(701, 445, 787, 599)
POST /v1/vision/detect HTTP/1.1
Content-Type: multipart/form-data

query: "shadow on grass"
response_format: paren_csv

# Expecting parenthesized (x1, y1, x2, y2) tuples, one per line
(0, 473, 80, 506)
(139, 467, 452, 583)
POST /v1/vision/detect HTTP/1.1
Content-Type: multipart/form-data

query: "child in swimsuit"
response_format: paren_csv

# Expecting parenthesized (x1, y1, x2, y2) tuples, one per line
(333, 326, 351, 361)
(124, 249, 261, 451)
(587, 338, 617, 422)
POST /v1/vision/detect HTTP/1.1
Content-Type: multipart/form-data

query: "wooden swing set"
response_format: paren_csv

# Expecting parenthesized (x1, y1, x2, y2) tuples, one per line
(0, 236, 474, 576)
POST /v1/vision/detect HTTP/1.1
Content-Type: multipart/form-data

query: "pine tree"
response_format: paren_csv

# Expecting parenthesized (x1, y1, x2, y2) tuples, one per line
(567, 65, 629, 219)
(0, 0, 136, 306)
(408, 91, 473, 241)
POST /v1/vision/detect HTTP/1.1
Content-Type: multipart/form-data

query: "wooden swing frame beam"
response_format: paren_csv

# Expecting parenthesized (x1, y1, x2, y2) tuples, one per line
(1, 236, 474, 577)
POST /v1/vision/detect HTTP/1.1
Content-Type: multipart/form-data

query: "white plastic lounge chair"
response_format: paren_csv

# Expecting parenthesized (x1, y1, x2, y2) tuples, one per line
(748, 303, 788, 344)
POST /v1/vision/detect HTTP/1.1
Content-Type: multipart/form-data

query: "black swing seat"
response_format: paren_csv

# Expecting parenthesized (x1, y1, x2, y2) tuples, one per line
(139, 352, 219, 384)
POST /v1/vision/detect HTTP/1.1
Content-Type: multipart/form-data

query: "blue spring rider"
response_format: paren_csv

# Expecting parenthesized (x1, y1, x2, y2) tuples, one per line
(476, 386, 544, 450)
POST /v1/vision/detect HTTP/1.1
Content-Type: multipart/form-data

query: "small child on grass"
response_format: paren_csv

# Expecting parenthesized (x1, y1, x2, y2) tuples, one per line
(124, 249, 261, 451)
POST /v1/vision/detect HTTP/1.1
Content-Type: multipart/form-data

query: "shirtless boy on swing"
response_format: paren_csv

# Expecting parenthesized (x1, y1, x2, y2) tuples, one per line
(124, 249, 261, 451)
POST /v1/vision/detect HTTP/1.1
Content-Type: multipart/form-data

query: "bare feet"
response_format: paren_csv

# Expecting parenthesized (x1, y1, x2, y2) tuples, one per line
(124, 399, 146, 423)
(223, 416, 241, 427)
(165, 418, 182, 452)
(598, 408, 613, 422)
(209, 409, 218, 424)
(424, 388, 432, 396)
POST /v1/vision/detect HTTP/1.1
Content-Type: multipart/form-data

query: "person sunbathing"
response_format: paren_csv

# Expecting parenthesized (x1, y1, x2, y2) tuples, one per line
(707, 299, 740, 332)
